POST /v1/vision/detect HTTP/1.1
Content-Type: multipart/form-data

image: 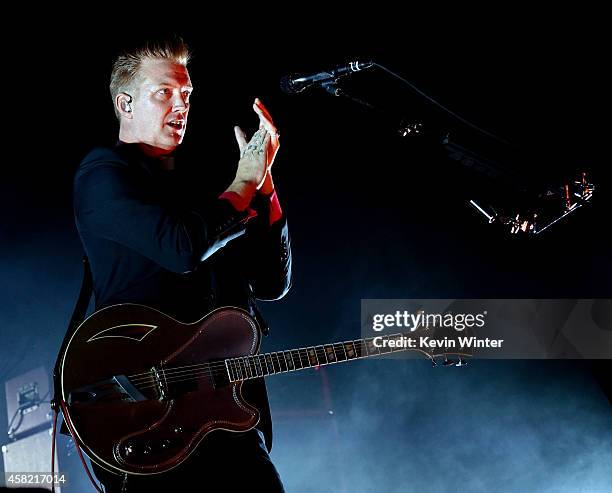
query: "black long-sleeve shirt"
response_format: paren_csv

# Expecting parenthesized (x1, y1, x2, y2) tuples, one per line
(73, 141, 292, 450)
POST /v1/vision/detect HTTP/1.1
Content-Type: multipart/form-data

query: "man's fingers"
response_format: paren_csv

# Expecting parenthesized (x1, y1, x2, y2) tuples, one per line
(253, 103, 272, 130)
(263, 132, 271, 164)
(253, 98, 276, 134)
(253, 99, 280, 156)
(234, 125, 248, 152)
(255, 98, 274, 122)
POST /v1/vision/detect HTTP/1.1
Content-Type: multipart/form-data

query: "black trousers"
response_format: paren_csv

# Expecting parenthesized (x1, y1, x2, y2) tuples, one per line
(90, 430, 285, 492)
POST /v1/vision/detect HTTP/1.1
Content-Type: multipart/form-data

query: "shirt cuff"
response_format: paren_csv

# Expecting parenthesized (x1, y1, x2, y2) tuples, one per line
(266, 189, 283, 226)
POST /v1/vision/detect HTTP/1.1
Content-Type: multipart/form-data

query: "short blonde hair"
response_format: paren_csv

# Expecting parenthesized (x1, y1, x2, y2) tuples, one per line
(109, 38, 190, 119)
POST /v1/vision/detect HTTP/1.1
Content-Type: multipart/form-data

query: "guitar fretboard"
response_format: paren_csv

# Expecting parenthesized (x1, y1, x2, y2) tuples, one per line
(225, 332, 417, 382)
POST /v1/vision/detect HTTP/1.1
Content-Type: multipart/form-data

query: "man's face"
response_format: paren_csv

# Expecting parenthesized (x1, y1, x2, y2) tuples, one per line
(127, 58, 193, 152)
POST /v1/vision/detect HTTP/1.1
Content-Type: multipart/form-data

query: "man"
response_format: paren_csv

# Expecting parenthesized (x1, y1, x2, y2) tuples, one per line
(73, 38, 291, 492)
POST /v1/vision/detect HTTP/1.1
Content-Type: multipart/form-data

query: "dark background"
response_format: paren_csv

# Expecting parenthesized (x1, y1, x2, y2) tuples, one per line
(1, 12, 611, 492)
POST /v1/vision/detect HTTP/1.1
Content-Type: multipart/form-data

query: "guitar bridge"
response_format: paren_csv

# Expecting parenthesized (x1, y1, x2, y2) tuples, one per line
(68, 365, 171, 405)
(68, 375, 148, 405)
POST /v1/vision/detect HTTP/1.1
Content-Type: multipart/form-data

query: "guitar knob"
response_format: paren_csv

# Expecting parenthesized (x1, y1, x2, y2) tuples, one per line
(173, 425, 183, 434)
(123, 443, 135, 457)
(160, 439, 171, 449)
(143, 443, 152, 455)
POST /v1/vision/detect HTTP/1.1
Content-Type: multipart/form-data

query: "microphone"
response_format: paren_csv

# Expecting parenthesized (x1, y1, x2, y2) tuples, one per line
(280, 60, 374, 95)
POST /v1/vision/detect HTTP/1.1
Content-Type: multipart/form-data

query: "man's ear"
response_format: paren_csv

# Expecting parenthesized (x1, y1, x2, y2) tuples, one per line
(116, 93, 133, 119)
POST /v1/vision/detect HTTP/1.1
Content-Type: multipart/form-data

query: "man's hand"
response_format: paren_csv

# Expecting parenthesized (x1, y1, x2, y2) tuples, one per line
(234, 98, 280, 196)
(226, 98, 279, 207)
(253, 98, 280, 168)
(226, 128, 270, 208)
(253, 98, 280, 195)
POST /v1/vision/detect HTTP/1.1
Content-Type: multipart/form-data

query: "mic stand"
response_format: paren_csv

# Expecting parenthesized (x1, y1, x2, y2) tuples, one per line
(314, 82, 596, 237)
(321, 81, 376, 110)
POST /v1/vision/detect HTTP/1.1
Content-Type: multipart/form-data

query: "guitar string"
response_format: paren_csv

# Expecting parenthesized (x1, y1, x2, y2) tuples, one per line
(125, 332, 462, 385)
(129, 352, 352, 387)
(125, 336, 415, 383)
(126, 341, 449, 386)
(130, 347, 453, 393)
(125, 340, 373, 380)
(126, 342, 372, 384)
(132, 348, 377, 392)
(130, 344, 377, 390)
(125, 326, 459, 382)
(127, 344, 360, 381)
(134, 368, 262, 392)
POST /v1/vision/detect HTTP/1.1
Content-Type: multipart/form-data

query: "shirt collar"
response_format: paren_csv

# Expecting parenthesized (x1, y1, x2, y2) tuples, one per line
(115, 141, 176, 174)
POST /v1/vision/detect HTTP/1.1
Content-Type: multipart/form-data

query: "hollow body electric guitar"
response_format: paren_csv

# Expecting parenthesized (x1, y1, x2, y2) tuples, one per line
(59, 304, 469, 475)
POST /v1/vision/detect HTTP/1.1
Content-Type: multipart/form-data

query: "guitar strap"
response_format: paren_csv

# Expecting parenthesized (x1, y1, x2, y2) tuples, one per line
(51, 255, 93, 434)
(48, 255, 111, 493)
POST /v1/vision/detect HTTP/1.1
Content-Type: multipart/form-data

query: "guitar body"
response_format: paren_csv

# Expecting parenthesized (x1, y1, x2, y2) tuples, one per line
(59, 304, 261, 475)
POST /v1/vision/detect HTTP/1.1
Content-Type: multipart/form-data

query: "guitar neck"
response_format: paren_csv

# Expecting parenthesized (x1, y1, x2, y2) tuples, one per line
(225, 332, 421, 382)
